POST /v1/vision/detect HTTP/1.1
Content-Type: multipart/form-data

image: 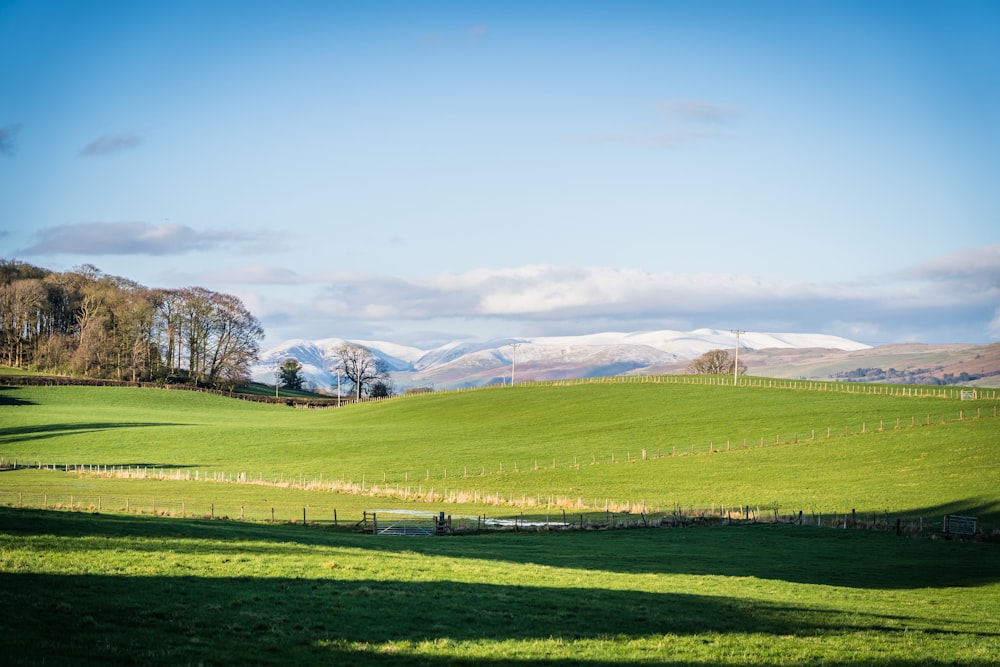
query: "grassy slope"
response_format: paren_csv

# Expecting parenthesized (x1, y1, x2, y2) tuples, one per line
(1, 381, 998, 523)
(1, 507, 998, 666)
(2, 382, 1000, 665)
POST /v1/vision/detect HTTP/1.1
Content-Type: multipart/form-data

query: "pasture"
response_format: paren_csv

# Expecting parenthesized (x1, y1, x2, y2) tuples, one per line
(1, 378, 999, 664)
(1, 380, 997, 524)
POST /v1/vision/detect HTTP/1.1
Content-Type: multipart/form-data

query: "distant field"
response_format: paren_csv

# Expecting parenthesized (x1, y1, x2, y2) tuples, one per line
(1, 379, 997, 526)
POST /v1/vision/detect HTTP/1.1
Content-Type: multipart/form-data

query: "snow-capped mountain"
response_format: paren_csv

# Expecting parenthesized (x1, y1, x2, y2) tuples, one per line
(251, 329, 870, 393)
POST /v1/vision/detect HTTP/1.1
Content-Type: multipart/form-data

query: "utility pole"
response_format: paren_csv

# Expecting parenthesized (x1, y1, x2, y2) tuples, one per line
(510, 343, 520, 386)
(730, 330, 745, 386)
(336, 369, 341, 407)
(273, 362, 280, 398)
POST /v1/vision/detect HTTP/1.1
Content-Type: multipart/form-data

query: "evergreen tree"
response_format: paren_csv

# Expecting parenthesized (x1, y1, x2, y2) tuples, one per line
(279, 358, 304, 390)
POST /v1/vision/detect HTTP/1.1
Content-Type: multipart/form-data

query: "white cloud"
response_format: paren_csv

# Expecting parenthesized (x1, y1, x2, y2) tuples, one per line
(176, 244, 1000, 345)
(281, 263, 956, 327)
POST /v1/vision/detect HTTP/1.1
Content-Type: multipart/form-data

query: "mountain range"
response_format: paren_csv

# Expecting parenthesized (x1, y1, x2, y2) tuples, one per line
(252, 328, 944, 393)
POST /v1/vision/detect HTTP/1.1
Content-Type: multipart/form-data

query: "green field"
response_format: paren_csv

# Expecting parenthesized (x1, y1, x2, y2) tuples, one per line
(2, 379, 999, 664)
(1, 381, 997, 523)
(2, 507, 999, 665)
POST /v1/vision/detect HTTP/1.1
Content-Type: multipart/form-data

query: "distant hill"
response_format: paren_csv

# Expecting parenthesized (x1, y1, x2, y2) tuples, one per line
(250, 328, 917, 393)
(729, 342, 1000, 388)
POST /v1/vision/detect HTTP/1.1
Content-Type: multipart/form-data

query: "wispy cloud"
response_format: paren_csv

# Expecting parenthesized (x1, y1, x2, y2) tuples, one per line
(574, 98, 737, 150)
(79, 132, 143, 157)
(168, 264, 311, 285)
(657, 99, 740, 123)
(0, 123, 21, 156)
(896, 244, 1000, 284)
(18, 221, 263, 256)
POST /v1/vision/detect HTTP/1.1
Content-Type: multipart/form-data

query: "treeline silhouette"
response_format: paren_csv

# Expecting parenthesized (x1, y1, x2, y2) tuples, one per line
(833, 366, 1000, 386)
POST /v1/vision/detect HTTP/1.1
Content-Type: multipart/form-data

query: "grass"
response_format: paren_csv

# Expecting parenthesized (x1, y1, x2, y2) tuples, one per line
(1, 506, 999, 665)
(1, 381, 998, 524)
(1, 378, 999, 664)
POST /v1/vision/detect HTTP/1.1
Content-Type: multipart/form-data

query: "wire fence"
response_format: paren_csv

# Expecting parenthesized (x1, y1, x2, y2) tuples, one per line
(4, 373, 998, 403)
(1, 489, 986, 539)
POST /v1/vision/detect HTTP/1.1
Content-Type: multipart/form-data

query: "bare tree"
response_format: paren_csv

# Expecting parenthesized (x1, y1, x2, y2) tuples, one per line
(687, 349, 746, 376)
(334, 343, 389, 399)
(0, 262, 264, 387)
(202, 291, 263, 387)
(0, 278, 46, 368)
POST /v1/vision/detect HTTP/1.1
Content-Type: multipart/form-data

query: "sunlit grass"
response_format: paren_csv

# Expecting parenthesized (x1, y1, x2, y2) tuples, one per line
(2, 382, 998, 523)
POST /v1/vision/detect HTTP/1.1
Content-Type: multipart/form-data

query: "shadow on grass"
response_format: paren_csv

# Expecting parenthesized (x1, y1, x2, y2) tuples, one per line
(902, 497, 1000, 525)
(0, 386, 35, 406)
(3, 507, 1000, 592)
(0, 422, 191, 445)
(1, 569, 996, 667)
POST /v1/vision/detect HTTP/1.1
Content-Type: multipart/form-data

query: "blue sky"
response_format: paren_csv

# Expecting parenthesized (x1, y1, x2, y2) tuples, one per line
(2, 1, 998, 348)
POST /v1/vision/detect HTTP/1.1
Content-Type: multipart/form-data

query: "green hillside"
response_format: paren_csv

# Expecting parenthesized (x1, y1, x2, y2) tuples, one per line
(2, 379, 997, 526)
(2, 379, 1000, 666)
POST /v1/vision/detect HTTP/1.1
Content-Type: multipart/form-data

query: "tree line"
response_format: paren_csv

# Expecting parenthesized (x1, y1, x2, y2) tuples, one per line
(0, 260, 263, 388)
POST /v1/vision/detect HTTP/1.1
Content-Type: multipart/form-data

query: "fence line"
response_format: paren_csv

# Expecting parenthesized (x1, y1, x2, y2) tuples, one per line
(4, 373, 998, 404)
(527, 374, 1000, 400)
(0, 489, 977, 538)
(0, 375, 386, 408)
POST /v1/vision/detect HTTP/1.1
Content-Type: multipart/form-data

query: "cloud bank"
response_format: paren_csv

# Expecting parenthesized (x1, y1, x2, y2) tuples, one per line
(200, 245, 999, 346)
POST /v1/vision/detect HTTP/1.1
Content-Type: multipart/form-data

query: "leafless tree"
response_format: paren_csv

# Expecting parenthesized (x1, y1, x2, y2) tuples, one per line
(333, 343, 389, 399)
(687, 349, 746, 376)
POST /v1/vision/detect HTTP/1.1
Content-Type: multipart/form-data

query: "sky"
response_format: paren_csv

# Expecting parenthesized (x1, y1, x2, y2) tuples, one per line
(1, 0, 998, 349)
